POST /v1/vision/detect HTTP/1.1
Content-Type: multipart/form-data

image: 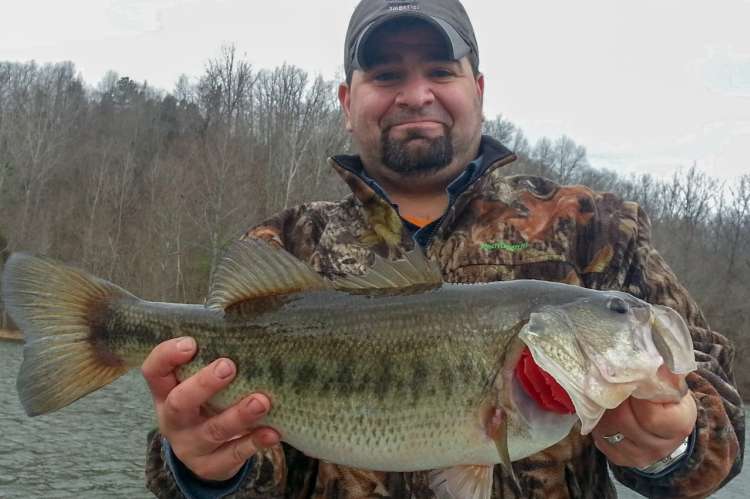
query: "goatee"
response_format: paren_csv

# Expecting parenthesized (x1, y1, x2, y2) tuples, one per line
(381, 130, 453, 176)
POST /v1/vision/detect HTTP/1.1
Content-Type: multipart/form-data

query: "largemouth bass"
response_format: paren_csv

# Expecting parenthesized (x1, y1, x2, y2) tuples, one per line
(1, 239, 696, 499)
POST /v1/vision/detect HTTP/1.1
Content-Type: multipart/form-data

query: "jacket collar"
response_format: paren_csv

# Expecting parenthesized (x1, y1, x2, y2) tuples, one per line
(328, 135, 516, 207)
(327, 135, 517, 249)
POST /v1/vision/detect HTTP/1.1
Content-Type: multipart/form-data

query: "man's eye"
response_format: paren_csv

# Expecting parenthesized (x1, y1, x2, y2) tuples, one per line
(430, 68, 455, 79)
(373, 71, 401, 82)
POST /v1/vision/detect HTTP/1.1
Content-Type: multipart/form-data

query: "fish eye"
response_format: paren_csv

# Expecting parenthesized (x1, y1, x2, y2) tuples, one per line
(607, 297, 629, 314)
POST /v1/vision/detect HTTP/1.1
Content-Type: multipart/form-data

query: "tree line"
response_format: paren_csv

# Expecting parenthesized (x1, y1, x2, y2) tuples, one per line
(0, 46, 748, 395)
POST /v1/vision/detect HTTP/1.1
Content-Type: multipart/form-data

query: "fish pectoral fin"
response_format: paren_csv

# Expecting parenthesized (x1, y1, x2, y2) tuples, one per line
(429, 465, 494, 499)
(493, 420, 524, 496)
(207, 238, 330, 311)
(332, 249, 443, 296)
(486, 409, 523, 496)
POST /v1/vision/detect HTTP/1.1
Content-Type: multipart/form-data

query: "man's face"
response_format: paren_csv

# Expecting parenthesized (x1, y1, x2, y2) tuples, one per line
(339, 22, 484, 178)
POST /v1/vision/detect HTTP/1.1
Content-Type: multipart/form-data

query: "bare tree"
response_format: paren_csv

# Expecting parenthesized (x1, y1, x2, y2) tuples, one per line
(723, 174, 750, 279)
(0, 62, 86, 249)
(530, 137, 554, 177)
(198, 44, 255, 133)
(191, 45, 257, 281)
(483, 114, 517, 145)
(552, 135, 588, 184)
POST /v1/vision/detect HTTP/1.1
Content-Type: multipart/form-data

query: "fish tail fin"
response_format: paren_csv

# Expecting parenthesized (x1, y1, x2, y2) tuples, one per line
(2, 253, 134, 416)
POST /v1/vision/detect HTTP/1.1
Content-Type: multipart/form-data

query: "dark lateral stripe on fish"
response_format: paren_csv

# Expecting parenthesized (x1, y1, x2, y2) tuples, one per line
(232, 347, 476, 407)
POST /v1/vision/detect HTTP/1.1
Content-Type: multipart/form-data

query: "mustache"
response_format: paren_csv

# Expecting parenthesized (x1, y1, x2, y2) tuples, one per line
(381, 109, 452, 130)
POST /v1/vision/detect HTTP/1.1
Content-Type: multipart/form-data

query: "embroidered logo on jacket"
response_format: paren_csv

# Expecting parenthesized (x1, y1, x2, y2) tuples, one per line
(480, 241, 529, 253)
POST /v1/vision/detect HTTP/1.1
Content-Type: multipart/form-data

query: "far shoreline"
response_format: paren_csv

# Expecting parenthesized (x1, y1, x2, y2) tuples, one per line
(0, 329, 23, 342)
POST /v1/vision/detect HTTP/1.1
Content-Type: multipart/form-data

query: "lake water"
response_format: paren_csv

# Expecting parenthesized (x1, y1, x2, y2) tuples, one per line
(0, 341, 747, 498)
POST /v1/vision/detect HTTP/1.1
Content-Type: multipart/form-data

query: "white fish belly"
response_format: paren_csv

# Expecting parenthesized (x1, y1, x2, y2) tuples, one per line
(274, 411, 501, 471)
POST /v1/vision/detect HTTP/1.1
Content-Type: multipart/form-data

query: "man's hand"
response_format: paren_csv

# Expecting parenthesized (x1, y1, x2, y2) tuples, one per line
(142, 337, 281, 481)
(592, 389, 697, 470)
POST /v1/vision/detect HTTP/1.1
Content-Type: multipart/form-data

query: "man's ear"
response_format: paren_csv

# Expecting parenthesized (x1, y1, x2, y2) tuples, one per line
(338, 83, 353, 132)
(475, 73, 485, 104)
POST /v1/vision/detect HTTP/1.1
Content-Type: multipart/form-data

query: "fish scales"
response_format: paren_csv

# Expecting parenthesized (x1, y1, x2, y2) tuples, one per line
(239, 289, 524, 469)
(102, 285, 535, 470)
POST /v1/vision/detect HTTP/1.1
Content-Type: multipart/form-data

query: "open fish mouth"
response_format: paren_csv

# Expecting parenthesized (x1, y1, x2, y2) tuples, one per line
(517, 295, 696, 434)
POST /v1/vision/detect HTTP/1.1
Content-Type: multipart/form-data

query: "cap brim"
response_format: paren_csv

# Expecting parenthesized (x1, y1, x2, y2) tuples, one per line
(351, 13, 471, 72)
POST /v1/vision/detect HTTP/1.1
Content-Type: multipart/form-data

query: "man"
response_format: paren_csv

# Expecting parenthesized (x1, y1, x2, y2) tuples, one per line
(144, 1, 744, 497)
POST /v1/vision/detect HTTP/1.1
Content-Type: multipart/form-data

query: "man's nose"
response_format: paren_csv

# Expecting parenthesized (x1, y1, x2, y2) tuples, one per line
(395, 75, 435, 109)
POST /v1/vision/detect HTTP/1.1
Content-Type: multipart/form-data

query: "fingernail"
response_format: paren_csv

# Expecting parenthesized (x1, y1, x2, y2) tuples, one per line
(256, 429, 279, 447)
(176, 337, 195, 353)
(247, 397, 267, 415)
(214, 359, 234, 379)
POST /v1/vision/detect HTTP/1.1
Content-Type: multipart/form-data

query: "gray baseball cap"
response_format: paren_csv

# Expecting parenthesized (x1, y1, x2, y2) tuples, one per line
(344, 0, 479, 80)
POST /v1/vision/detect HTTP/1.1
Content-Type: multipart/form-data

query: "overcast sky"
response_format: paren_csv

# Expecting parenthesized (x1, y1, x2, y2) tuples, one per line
(2, 0, 749, 181)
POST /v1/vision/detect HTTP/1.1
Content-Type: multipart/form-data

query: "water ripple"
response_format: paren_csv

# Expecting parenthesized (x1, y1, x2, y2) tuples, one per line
(1, 342, 155, 498)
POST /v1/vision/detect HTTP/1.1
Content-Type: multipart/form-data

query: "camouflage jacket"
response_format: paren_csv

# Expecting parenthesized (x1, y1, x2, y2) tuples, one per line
(146, 136, 744, 499)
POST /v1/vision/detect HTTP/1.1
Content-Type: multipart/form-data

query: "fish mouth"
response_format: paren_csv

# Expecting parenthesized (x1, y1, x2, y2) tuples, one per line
(517, 302, 696, 434)
(649, 304, 697, 375)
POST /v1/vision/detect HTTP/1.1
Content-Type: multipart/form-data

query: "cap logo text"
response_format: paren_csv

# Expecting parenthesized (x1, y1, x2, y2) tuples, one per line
(386, 1, 420, 12)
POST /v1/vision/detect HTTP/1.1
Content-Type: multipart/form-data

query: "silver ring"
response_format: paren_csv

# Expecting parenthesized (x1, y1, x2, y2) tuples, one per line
(603, 432, 625, 445)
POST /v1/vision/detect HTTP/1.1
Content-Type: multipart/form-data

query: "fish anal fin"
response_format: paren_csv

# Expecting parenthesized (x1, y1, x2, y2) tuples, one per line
(429, 465, 494, 499)
(333, 249, 443, 296)
(207, 238, 329, 311)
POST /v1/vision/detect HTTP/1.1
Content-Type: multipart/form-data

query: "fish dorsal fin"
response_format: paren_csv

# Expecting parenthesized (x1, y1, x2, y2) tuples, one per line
(429, 465, 494, 499)
(332, 249, 443, 296)
(207, 238, 329, 311)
